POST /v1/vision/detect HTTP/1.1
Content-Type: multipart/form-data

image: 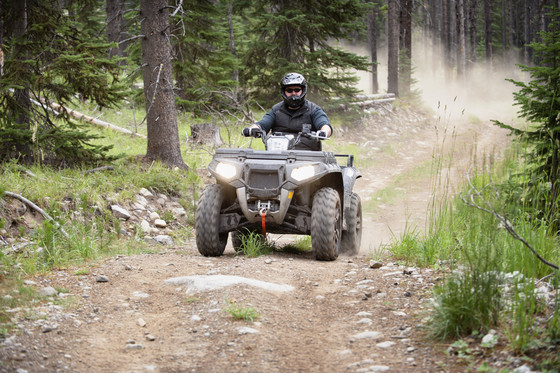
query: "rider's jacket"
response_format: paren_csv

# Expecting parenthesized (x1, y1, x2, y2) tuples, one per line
(257, 101, 332, 151)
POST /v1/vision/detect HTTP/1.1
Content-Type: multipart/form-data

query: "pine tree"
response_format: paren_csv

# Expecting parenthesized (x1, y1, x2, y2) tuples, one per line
(237, 0, 372, 105)
(495, 7, 560, 227)
(170, 0, 241, 113)
(0, 0, 127, 166)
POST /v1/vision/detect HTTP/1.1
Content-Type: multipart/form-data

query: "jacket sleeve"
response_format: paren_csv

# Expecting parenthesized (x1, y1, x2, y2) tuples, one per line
(311, 106, 333, 134)
(256, 109, 276, 133)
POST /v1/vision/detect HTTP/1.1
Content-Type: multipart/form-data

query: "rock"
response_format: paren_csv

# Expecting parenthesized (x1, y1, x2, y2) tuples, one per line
(139, 188, 153, 198)
(353, 331, 382, 340)
(368, 366, 390, 372)
(140, 220, 152, 233)
(357, 318, 372, 325)
(111, 205, 131, 220)
(41, 323, 58, 333)
(237, 327, 259, 335)
(23, 280, 36, 286)
(135, 195, 149, 207)
(369, 260, 383, 268)
(125, 344, 143, 350)
(149, 212, 160, 221)
(376, 341, 396, 349)
(172, 207, 187, 218)
(481, 330, 498, 348)
(137, 318, 147, 327)
(96, 275, 109, 283)
(132, 291, 150, 298)
(153, 235, 174, 246)
(39, 286, 58, 297)
(154, 219, 167, 228)
(145, 334, 155, 341)
(512, 364, 536, 373)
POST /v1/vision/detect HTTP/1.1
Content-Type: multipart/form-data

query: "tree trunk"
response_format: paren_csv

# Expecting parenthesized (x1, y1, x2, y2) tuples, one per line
(227, 1, 238, 100)
(12, 0, 31, 160)
(507, 0, 514, 68)
(106, 0, 127, 64)
(387, 0, 399, 96)
(140, 0, 186, 169)
(468, 0, 477, 67)
(367, 0, 379, 94)
(399, 0, 412, 96)
(524, 0, 531, 64)
(0, 0, 3, 78)
(457, 0, 467, 79)
(483, 0, 492, 65)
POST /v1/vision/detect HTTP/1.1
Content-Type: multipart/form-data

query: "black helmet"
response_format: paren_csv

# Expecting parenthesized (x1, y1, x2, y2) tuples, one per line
(280, 72, 307, 108)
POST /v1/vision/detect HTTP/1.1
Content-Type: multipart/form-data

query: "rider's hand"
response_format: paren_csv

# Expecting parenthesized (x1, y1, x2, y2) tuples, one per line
(242, 127, 262, 138)
(317, 130, 328, 138)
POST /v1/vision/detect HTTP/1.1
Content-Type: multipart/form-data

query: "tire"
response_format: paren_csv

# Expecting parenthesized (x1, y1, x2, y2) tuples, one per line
(311, 187, 342, 261)
(340, 193, 362, 256)
(231, 230, 244, 253)
(195, 184, 228, 256)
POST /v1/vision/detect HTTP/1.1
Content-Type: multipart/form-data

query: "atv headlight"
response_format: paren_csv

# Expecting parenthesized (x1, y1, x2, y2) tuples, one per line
(291, 165, 315, 181)
(215, 162, 237, 180)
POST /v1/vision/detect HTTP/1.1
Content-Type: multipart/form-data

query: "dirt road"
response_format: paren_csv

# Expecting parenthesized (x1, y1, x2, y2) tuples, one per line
(0, 106, 509, 373)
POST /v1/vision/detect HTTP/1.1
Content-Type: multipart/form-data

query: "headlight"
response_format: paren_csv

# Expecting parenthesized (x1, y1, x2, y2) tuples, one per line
(215, 162, 237, 180)
(291, 165, 315, 181)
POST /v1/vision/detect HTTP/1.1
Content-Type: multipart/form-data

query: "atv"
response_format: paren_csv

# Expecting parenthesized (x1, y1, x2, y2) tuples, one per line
(195, 125, 362, 261)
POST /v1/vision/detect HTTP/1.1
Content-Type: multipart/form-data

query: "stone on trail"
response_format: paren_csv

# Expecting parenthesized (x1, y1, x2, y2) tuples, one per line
(164, 274, 294, 294)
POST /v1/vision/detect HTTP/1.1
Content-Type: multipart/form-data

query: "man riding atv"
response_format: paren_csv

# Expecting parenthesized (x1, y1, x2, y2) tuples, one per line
(195, 73, 362, 261)
(243, 72, 332, 151)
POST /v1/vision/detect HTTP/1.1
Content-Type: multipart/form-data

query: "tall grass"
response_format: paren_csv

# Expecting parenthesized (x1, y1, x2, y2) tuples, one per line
(386, 107, 559, 368)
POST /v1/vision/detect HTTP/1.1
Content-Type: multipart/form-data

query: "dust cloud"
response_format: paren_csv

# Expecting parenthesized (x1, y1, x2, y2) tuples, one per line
(340, 35, 525, 125)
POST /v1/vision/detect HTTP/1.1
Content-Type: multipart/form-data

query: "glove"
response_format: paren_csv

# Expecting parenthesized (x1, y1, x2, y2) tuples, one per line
(317, 130, 328, 138)
(242, 127, 262, 138)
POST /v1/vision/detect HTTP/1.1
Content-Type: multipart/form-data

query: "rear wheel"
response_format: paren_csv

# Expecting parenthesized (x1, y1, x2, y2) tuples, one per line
(340, 193, 362, 255)
(311, 187, 342, 261)
(195, 184, 228, 256)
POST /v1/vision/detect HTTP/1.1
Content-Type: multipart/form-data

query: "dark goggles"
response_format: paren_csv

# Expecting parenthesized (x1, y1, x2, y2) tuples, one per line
(285, 88, 302, 94)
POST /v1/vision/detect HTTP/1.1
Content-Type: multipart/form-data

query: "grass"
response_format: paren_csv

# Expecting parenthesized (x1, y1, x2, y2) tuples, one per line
(280, 235, 313, 254)
(383, 117, 560, 370)
(235, 230, 274, 258)
(223, 298, 259, 322)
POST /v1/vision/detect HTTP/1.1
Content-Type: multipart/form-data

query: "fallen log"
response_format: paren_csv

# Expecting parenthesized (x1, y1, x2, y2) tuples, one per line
(8, 88, 146, 139)
(47, 101, 146, 139)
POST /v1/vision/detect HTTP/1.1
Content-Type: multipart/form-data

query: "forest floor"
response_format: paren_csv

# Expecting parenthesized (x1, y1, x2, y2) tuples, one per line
(0, 103, 512, 373)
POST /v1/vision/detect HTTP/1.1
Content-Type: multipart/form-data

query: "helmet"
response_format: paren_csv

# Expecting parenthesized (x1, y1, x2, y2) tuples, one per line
(280, 72, 307, 108)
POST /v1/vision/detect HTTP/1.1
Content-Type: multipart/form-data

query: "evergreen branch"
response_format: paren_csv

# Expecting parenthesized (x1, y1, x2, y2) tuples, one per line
(460, 168, 559, 271)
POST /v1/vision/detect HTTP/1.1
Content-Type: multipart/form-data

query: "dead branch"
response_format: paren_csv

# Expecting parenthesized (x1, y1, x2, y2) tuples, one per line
(460, 169, 559, 271)
(81, 166, 114, 174)
(46, 100, 146, 139)
(138, 63, 164, 128)
(3, 191, 69, 238)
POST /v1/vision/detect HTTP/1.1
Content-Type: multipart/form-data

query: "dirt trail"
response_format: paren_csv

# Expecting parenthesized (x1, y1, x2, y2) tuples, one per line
(0, 108, 510, 373)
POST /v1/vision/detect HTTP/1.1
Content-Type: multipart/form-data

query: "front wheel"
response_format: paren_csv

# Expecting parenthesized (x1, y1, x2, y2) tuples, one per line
(195, 184, 228, 256)
(311, 187, 342, 261)
(340, 193, 362, 255)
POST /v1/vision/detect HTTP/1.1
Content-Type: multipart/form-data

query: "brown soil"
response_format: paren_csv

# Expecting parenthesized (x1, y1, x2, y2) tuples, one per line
(0, 106, 510, 373)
